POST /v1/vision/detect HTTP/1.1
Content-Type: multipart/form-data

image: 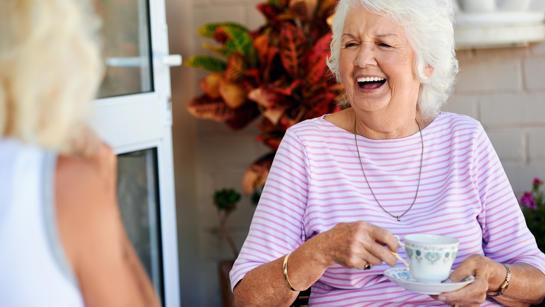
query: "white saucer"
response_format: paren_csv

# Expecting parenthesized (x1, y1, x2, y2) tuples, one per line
(384, 267, 474, 295)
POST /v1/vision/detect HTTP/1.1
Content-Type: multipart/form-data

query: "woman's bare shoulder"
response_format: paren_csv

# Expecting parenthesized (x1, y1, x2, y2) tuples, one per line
(55, 145, 117, 203)
(54, 144, 160, 307)
(54, 144, 120, 270)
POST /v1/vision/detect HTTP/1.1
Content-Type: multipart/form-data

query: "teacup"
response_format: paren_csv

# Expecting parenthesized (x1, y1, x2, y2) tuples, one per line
(399, 234, 459, 283)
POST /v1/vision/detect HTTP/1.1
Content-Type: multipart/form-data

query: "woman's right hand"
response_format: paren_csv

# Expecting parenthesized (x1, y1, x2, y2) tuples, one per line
(317, 221, 400, 269)
(233, 221, 401, 306)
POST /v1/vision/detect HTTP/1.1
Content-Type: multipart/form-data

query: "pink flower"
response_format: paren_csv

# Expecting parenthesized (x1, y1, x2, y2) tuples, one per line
(533, 177, 544, 187)
(521, 191, 537, 210)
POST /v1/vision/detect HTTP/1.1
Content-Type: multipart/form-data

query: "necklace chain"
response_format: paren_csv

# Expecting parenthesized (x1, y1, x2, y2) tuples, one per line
(353, 117, 424, 222)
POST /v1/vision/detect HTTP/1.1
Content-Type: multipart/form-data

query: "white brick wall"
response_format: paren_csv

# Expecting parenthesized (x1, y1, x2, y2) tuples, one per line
(529, 128, 545, 161)
(478, 93, 545, 126)
(455, 49, 526, 94)
(524, 56, 545, 91)
(170, 1, 545, 305)
(487, 129, 525, 162)
(445, 46, 545, 196)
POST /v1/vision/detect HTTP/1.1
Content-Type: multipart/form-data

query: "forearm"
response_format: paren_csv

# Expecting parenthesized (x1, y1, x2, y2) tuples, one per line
(491, 263, 545, 306)
(233, 235, 331, 307)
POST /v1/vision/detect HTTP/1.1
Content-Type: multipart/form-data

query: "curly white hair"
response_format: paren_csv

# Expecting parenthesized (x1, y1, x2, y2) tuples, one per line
(327, 0, 459, 120)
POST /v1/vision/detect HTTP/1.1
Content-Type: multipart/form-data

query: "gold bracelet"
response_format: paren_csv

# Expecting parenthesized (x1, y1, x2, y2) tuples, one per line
(282, 253, 305, 292)
(487, 264, 511, 297)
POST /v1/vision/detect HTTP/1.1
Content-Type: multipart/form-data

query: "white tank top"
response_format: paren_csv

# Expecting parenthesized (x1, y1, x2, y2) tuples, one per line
(0, 139, 84, 307)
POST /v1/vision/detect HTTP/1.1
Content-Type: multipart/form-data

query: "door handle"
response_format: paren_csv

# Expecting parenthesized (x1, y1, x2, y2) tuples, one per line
(161, 54, 182, 67)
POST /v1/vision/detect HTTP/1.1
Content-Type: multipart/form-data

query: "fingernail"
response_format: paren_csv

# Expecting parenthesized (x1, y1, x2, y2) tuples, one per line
(438, 295, 447, 302)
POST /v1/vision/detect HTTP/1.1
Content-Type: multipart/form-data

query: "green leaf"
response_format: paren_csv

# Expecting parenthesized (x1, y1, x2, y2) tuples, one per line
(267, 0, 279, 6)
(213, 188, 241, 213)
(185, 55, 227, 72)
(223, 27, 258, 67)
(202, 43, 232, 59)
(198, 22, 248, 38)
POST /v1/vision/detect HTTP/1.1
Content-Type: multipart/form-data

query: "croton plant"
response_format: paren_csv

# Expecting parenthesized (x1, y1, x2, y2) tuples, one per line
(186, 0, 343, 197)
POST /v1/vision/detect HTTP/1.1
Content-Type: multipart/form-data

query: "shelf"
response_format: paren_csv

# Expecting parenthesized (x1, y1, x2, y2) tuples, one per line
(454, 11, 545, 49)
(455, 23, 545, 49)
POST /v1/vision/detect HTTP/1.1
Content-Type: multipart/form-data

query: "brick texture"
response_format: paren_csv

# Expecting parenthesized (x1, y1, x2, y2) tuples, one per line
(529, 128, 545, 162)
(487, 129, 525, 162)
(530, 41, 545, 56)
(444, 94, 479, 119)
(479, 93, 545, 127)
(523, 57, 545, 91)
(455, 48, 525, 94)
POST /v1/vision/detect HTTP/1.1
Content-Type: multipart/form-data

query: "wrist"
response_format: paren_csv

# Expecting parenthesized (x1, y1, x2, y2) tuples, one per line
(306, 232, 335, 268)
(487, 261, 506, 291)
(487, 263, 511, 297)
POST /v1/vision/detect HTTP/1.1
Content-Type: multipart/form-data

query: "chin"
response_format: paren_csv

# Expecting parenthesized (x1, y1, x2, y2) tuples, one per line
(351, 95, 392, 113)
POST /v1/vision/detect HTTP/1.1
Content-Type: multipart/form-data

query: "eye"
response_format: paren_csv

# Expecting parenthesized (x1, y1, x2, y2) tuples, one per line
(344, 42, 358, 48)
(378, 42, 392, 48)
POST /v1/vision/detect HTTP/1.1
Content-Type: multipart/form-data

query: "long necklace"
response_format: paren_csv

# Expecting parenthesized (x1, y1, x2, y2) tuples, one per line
(353, 116, 424, 222)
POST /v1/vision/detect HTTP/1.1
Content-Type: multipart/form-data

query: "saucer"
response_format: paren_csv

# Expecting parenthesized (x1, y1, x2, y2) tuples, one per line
(384, 267, 474, 295)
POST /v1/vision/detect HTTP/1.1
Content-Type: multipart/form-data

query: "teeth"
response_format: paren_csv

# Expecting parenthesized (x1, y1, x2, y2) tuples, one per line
(356, 77, 386, 83)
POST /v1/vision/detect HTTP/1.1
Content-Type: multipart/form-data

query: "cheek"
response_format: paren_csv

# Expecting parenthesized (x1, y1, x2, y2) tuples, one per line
(338, 49, 353, 72)
(382, 54, 415, 82)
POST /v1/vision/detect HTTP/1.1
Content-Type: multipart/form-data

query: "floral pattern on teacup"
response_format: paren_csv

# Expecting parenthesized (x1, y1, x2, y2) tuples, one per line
(425, 252, 440, 263)
(405, 245, 458, 265)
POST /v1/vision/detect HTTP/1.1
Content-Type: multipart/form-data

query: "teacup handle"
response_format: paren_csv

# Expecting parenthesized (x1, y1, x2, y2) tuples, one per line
(394, 235, 405, 249)
(392, 235, 410, 270)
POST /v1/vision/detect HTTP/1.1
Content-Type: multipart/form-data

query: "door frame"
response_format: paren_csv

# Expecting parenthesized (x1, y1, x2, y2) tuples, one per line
(90, 0, 180, 306)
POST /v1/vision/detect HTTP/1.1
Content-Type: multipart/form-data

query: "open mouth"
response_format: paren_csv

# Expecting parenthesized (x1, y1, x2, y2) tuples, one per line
(356, 77, 387, 90)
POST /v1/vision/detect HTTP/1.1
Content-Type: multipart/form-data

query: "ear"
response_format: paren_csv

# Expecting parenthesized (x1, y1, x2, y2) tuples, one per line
(424, 64, 434, 78)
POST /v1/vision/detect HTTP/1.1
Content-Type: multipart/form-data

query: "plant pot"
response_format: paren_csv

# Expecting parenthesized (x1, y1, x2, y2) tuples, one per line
(497, 0, 531, 11)
(218, 259, 235, 307)
(458, 0, 496, 13)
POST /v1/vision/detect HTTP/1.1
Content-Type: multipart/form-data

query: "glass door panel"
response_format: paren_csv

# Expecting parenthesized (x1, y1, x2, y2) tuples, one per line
(95, 0, 153, 98)
(91, 0, 180, 305)
(117, 148, 163, 303)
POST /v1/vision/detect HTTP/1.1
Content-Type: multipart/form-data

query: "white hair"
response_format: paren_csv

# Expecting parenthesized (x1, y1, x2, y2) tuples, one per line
(0, 0, 103, 153)
(327, 0, 459, 120)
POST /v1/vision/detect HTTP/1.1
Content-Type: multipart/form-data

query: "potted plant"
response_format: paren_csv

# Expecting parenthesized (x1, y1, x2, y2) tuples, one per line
(213, 188, 242, 307)
(185, 0, 343, 198)
(520, 178, 545, 252)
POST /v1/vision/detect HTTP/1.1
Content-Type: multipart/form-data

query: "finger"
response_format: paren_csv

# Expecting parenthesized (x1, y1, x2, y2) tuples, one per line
(368, 225, 399, 252)
(359, 250, 382, 266)
(364, 241, 398, 266)
(449, 258, 478, 282)
(360, 261, 371, 270)
(438, 275, 487, 305)
(450, 268, 474, 283)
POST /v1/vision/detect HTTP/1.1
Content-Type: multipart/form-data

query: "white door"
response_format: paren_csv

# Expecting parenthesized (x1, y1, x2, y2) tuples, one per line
(90, 0, 180, 306)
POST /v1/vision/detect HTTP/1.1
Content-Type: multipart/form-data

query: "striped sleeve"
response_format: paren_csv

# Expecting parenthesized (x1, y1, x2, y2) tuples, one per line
(473, 124, 545, 274)
(229, 127, 310, 290)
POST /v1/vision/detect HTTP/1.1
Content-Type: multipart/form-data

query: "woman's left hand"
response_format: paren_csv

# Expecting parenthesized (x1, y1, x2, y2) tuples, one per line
(433, 254, 503, 307)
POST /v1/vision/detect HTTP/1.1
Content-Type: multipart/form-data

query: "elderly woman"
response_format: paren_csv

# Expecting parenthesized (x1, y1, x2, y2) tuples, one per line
(230, 0, 545, 306)
(0, 0, 160, 306)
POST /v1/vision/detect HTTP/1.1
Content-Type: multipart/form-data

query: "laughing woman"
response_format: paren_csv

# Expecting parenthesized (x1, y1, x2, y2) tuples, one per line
(230, 0, 545, 306)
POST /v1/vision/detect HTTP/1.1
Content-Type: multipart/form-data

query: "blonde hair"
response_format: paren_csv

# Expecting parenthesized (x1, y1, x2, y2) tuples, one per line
(0, 0, 103, 153)
(327, 0, 459, 121)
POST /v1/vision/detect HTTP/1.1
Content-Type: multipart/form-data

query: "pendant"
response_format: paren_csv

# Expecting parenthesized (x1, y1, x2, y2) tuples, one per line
(396, 216, 401, 222)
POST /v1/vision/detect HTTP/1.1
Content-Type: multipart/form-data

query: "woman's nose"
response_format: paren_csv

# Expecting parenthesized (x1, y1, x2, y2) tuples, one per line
(354, 45, 377, 67)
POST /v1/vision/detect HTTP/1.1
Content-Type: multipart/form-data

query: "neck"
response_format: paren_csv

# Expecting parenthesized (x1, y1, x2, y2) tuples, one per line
(352, 108, 421, 140)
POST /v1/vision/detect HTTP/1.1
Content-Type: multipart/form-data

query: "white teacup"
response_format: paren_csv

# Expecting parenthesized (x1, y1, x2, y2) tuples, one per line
(399, 234, 459, 283)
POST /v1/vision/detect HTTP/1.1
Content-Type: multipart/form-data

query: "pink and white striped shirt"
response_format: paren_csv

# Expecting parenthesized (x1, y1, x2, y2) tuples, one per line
(230, 112, 545, 306)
